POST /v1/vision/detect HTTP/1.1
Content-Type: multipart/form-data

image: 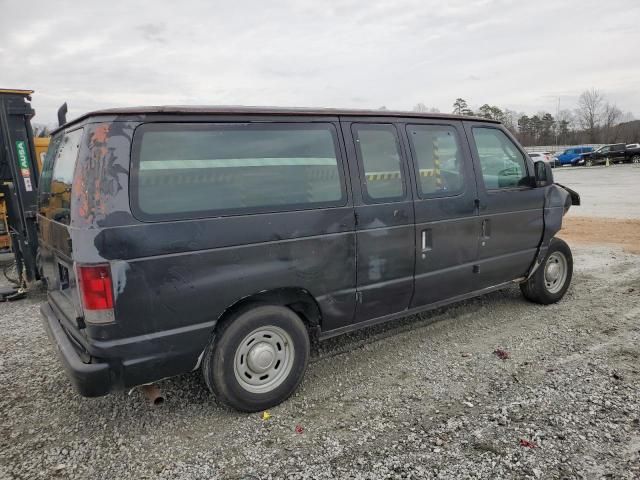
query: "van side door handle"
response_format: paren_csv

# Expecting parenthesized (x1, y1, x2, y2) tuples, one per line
(481, 219, 491, 239)
(421, 229, 432, 252)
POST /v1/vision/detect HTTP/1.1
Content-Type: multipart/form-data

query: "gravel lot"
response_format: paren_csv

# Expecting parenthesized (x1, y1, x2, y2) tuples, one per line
(2, 167, 640, 479)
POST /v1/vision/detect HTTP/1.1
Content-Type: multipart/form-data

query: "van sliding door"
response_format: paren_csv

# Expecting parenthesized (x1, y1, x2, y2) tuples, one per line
(402, 120, 480, 306)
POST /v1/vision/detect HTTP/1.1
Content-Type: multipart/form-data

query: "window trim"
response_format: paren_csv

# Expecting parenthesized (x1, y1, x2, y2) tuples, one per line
(351, 123, 407, 204)
(405, 123, 467, 200)
(470, 125, 533, 193)
(129, 122, 349, 222)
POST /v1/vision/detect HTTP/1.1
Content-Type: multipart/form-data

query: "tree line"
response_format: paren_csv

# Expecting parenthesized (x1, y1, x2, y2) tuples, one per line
(411, 89, 638, 146)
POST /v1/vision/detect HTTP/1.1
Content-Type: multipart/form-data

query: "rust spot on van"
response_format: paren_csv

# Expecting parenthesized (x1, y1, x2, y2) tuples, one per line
(92, 124, 110, 144)
(72, 123, 127, 227)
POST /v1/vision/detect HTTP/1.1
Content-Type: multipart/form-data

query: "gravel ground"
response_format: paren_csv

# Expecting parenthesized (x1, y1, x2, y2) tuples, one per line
(1, 243, 639, 479)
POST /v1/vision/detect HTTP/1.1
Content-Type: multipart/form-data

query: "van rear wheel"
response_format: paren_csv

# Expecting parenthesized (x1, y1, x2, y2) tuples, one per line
(521, 238, 573, 304)
(202, 305, 309, 412)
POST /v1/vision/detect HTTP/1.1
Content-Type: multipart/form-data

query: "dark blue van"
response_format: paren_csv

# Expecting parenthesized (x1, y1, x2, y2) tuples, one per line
(39, 107, 579, 412)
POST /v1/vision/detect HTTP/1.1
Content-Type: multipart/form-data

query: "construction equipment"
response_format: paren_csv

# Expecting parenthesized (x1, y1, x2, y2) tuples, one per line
(0, 89, 42, 298)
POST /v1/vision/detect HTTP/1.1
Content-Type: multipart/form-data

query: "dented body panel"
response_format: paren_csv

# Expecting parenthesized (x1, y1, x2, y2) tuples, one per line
(38, 107, 575, 397)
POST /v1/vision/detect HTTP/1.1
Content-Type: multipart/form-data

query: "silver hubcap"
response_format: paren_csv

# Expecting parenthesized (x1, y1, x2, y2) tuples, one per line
(544, 251, 568, 294)
(234, 326, 294, 394)
(633, 156, 640, 164)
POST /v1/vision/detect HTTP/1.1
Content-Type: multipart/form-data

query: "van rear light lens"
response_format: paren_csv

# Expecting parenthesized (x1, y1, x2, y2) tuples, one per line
(77, 265, 115, 323)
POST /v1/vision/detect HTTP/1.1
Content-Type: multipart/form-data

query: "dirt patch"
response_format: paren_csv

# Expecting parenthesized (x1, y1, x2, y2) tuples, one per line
(560, 216, 640, 254)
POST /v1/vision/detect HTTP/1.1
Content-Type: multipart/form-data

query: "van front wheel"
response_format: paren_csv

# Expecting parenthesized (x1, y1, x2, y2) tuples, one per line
(521, 238, 573, 304)
(202, 305, 310, 412)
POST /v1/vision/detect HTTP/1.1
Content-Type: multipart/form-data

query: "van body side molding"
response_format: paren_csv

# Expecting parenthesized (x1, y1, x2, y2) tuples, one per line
(319, 280, 515, 340)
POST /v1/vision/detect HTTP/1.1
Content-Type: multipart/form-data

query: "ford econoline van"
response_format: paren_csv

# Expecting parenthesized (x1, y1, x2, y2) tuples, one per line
(39, 107, 579, 412)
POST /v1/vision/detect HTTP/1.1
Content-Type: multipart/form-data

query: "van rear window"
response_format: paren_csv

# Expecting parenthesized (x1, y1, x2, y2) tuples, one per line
(131, 123, 345, 220)
(38, 129, 82, 225)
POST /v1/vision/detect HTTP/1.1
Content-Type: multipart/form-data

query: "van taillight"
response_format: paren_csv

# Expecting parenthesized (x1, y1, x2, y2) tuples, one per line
(77, 264, 114, 311)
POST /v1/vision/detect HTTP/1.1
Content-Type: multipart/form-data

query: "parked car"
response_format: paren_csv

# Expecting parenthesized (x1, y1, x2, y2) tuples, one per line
(580, 143, 640, 166)
(39, 107, 579, 412)
(528, 152, 555, 167)
(555, 146, 594, 166)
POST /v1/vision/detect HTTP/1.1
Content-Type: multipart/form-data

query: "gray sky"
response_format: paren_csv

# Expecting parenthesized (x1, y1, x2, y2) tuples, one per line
(1, 0, 639, 126)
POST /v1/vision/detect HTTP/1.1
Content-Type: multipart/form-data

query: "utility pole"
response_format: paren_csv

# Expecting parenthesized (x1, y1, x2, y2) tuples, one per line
(555, 96, 560, 148)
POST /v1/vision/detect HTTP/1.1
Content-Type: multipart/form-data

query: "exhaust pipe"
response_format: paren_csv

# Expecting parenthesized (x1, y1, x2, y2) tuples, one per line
(141, 384, 164, 406)
(57, 102, 68, 127)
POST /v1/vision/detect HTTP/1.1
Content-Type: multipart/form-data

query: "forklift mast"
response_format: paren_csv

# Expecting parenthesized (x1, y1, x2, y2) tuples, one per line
(0, 89, 41, 284)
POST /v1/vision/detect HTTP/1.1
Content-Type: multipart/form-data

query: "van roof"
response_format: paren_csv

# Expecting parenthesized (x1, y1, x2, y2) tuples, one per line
(53, 105, 500, 133)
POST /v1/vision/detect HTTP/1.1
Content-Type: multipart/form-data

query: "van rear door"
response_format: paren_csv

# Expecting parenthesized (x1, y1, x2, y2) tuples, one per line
(38, 128, 85, 336)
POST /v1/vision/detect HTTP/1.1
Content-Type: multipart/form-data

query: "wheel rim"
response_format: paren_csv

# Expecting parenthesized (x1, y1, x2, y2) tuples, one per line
(234, 326, 294, 394)
(633, 156, 640, 164)
(586, 159, 593, 167)
(544, 251, 568, 294)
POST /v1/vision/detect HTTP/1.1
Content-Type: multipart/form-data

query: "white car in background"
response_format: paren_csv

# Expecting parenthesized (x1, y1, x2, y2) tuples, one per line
(528, 151, 556, 167)
(627, 143, 639, 149)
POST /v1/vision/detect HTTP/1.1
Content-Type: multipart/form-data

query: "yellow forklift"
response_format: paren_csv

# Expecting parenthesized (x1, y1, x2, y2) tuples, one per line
(0, 89, 47, 299)
(0, 125, 48, 250)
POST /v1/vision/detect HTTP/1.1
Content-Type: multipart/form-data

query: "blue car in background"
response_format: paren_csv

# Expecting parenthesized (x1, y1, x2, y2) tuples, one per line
(555, 146, 594, 166)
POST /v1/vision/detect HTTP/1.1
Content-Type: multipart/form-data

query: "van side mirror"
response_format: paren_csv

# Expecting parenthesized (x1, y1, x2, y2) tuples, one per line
(534, 160, 553, 187)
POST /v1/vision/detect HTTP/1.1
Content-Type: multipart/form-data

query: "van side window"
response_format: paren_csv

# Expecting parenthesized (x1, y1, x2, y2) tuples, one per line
(472, 127, 530, 190)
(407, 124, 464, 197)
(38, 129, 82, 225)
(352, 124, 405, 202)
(38, 134, 63, 198)
(131, 123, 346, 220)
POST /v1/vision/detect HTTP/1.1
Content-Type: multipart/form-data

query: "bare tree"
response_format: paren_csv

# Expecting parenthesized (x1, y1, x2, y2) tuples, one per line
(556, 109, 576, 144)
(413, 103, 440, 113)
(502, 108, 519, 133)
(576, 88, 604, 142)
(620, 111, 635, 124)
(413, 103, 428, 112)
(602, 102, 622, 142)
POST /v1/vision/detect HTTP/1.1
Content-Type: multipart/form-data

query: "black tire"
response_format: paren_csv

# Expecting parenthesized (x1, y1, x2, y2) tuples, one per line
(520, 238, 573, 305)
(202, 304, 310, 412)
(3, 261, 20, 286)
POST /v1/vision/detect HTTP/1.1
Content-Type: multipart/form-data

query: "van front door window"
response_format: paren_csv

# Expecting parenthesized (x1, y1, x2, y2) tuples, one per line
(472, 128, 530, 190)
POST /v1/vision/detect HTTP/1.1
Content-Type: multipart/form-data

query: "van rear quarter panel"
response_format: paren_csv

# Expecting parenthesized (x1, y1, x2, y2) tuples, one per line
(71, 117, 356, 350)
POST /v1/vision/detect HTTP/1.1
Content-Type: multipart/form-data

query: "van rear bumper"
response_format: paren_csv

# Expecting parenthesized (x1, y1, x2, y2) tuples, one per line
(41, 303, 112, 397)
(41, 302, 211, 397)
